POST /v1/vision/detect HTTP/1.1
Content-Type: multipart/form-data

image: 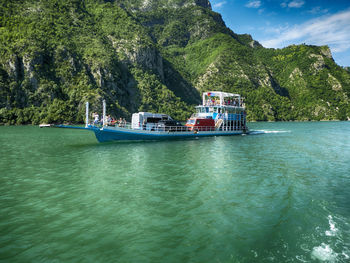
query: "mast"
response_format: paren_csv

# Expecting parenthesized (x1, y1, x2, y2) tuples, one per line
(85, 102, 89, 128)
(102, 100, 106, 127)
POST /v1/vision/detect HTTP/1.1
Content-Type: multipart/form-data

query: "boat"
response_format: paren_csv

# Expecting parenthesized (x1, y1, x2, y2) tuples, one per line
(39, 124, 53, 128)
(55, 91, 249, 142)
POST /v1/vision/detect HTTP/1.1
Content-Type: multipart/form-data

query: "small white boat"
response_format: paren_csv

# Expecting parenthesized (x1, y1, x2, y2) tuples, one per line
(39, 124, 53, 128)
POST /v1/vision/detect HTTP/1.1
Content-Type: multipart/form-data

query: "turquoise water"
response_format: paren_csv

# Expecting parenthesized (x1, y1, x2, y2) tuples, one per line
(0, 122, 350, 262)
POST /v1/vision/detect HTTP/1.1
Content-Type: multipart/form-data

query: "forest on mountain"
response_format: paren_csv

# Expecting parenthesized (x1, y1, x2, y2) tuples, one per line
(1, 0, 350, 124)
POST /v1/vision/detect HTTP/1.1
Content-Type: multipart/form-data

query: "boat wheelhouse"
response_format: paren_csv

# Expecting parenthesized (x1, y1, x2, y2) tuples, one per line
(54, 91, 249, 142)
(187, 91, 247, 132)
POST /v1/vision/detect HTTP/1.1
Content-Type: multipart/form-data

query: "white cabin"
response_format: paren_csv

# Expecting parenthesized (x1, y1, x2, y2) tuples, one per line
(131, 112, 172, 130)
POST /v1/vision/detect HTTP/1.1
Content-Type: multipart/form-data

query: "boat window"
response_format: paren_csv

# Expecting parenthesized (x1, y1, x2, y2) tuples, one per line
(196, 120, 200, 125)
(147, 117, 161, 123)
(186, 119, 195, 125)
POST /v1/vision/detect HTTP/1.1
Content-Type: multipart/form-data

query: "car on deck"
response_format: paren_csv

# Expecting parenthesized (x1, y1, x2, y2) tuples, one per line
(185, 117, 215, 131)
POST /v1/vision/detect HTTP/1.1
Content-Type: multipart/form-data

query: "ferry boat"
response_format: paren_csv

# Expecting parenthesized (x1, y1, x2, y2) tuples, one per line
(56, 91, 249, 142)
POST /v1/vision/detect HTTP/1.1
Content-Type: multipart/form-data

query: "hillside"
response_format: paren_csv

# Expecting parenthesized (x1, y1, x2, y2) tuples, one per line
(1, 0, 350, 124)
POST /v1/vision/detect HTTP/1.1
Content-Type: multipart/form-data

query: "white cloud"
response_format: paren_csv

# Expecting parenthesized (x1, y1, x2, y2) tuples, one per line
(245, 1, 261, 8)
(288, 0, 304, 8)
(261, 10, 350, 54)
(308, 6, 328, 15)
(213, 1, 227, 9)
(263, 24, 290, 35)
(281, 1, 304, 9)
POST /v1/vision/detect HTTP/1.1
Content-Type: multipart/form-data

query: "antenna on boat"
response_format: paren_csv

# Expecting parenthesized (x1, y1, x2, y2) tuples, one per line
(102, 100, 106, 127)
(85, 101, 89, 128)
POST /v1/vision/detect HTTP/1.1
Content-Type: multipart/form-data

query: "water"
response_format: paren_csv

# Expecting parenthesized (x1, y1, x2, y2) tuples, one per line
(0, 122, 350, 262)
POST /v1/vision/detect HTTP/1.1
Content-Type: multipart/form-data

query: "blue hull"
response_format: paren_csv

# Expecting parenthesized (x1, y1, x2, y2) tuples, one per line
(93, 127, 244, 142)
(55, 125, 246, 142)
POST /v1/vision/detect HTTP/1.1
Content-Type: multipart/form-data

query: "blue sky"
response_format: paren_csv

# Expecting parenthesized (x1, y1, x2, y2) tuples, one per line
(211, 0, 350, 67)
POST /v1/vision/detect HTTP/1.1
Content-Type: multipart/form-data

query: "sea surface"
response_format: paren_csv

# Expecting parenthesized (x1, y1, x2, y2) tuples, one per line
(0, 122, 349, 263)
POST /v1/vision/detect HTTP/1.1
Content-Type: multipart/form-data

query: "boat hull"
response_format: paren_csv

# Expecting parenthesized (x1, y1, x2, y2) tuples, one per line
(55, 125, 246, 142)
(93, 127, 244, 142)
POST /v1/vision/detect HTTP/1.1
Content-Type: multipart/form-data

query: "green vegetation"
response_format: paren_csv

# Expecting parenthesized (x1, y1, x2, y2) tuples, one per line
(1, 0, 349, 124)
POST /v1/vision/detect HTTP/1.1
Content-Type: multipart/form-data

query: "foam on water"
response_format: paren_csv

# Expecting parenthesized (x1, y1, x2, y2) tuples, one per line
(311, 243, 338, 262)
(249, 130, 291, 135)
(325, 215, 338, 237)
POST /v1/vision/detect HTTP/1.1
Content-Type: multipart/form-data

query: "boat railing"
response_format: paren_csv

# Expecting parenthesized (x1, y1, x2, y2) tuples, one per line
(109, 123, 192, 132)
(203, 101, 242, 107)
(90, 121, 131, 129)
(91, 121, 246, 132)
(109, 122, 132, 129)
(141, 125, 216, 132)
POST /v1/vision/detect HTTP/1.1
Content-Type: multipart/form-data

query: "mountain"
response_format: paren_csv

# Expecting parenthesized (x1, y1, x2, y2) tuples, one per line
(1, 0, 350, 124)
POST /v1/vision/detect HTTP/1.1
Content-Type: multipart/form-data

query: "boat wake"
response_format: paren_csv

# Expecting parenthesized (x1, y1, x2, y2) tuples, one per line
(249, 130, 291, 135)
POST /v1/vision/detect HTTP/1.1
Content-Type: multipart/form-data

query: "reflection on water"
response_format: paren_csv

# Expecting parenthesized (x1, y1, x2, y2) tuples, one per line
(0, 122, 350, 262)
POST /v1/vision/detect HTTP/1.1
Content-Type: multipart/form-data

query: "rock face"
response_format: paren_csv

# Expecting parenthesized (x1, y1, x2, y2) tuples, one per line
(109, 36, 164, 80)
(121, 0, 211, 11)
(22, 54, 42, 90)
(194, 0, 211, 9)
(7, 56, 23, 81)
(0, 0, 350, 124)
(309, 54, 326, 73)
(320, 46, 333, 59)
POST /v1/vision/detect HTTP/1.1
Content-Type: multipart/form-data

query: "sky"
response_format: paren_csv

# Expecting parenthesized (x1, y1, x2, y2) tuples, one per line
(210, 0, 350, 67)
